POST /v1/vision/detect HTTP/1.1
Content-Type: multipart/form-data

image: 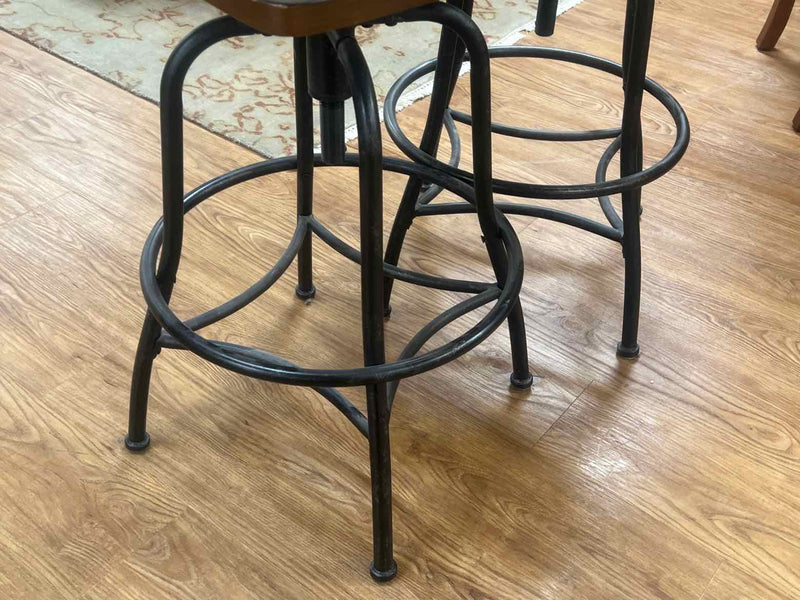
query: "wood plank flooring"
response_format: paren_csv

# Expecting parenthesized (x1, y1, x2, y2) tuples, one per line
(1, 0, 799, 598)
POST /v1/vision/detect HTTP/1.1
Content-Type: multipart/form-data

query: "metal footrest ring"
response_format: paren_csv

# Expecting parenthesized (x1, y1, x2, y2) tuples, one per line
(140, 154, 524, 394)
(384, 46, 689, 211)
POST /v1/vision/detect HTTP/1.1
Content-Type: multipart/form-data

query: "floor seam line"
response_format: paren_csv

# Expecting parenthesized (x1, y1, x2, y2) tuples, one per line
(533, 377, 594, 446)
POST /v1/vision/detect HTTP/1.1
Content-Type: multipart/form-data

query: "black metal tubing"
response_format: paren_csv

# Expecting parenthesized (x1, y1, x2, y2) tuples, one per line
(156, 210, 494, 349)
(327, 29, 396, 581)
(617, 0, 655, 359)
(383, 0, 473, 311)
(139, 155, 525, 388)
(127, 12, 521, 425)
(387, 287, 500, 407)
(383, 45, 690, 200)
(415, 110, 462, 206)
(596, 136, 625, 232)
(449, 108, 621, 142)
(126, 8, 532, 584)
(149, 156, 494, 301)
(161, 337, 370, 436)
(307, 35, 350, 165)
(294, 38, 316, 300)
(409, 128, 626, 240)
(309, 217, 490, 294)
(416, 201, 623, 242)
(535, 0, 560, 37)
(380, 0, 687, 361)
(126, 16, 257, 451)
(171, 217, 307, 335)
(391, 2, 533, 389)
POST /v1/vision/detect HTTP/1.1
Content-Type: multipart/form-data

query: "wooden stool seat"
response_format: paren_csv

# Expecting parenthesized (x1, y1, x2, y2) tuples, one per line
(204, 0, 434, 36)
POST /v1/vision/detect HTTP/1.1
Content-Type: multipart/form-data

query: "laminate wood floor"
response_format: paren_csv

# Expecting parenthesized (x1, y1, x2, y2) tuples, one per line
(1, 0, 799, 598)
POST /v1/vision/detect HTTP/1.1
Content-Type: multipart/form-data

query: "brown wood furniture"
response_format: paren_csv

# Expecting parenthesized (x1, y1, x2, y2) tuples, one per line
(203, 0, 432, 35)
(756, 0, 800, 131)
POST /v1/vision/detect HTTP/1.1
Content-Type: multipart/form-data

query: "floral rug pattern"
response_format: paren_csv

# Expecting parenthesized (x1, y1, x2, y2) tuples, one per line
(0, 0, 584, 157)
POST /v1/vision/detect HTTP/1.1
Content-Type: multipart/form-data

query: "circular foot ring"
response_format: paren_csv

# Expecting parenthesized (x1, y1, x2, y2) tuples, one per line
(370, 560, 398, 582)
(125, 432, 151, 451)
(140, 156, 525, 389)
(384, 46, 690, 201)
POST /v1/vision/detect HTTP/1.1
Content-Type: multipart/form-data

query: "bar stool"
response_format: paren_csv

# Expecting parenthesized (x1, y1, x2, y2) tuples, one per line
(124, 0, 532, 582)
(384, 0, 690, 358)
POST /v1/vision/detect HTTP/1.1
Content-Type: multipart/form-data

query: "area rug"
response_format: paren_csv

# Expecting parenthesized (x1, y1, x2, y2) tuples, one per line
(1, 0, 584, 157)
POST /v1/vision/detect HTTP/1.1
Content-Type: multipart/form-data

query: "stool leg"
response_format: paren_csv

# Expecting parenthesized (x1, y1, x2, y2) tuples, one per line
(465, 17, 532, 389)
(127, 36, 187, 451)
(127, 315, 160, 450)
(332, 31, 397, 582)
(617, 0, 654, 359)
(386, 1, 533, 388)
(127, 17, 256, 450)
(425, 5, 532, 388)
(383, 0, 470, 318)
(294, 38, 317, 300)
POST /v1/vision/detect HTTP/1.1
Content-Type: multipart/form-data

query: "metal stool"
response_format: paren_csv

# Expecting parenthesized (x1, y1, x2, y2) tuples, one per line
(124, 0, 531, 581)
(384, 0, 691, 359)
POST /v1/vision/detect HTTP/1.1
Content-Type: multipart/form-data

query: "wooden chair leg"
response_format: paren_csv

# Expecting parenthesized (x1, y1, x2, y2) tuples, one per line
(793, 106, 800, 132)
(757, 0, 795, 50)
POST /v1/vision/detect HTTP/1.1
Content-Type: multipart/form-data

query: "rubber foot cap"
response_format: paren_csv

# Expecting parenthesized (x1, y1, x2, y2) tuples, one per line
(510, 372, 534, 389)
(295, 285, 316, 300)
(125, 432, 151, 451)
(616, 342, 640, 359)
(384, 304, 392, 319)
(370, 560, 397, 583)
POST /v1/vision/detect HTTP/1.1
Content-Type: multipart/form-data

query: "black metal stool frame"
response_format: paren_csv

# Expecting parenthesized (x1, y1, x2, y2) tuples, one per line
(125, 2, 533, 582)
(383, 0, 690, 359)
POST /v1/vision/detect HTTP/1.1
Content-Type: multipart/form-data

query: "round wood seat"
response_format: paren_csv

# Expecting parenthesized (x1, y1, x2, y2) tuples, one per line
(204, 0, 434, 35)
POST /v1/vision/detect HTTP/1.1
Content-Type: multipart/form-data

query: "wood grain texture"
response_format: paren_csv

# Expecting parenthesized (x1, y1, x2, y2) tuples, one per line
(1, 0, 799, 598)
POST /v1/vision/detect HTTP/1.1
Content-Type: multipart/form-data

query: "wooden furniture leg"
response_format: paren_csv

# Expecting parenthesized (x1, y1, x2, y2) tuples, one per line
(757, 0, 795, 50)
(756, 0, 798, 131)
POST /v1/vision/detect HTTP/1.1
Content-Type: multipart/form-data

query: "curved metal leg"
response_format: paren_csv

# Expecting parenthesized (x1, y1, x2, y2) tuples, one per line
(451, 10, 532, 388)
(331, 30, 396, 582)
(389, 2, 533, 387)
(617, 0, 654, 359)
(126, 17, 257, 450)
(383, 0, 471, 318)
(294, 37, 317, 300)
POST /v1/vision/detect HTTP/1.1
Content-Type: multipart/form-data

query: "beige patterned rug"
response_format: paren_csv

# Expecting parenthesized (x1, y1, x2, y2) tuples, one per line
(1, 0, 584, 157)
